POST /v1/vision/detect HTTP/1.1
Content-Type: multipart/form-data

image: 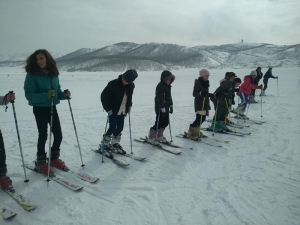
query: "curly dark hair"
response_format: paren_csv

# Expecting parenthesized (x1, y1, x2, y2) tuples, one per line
(25, 49, 59, 77)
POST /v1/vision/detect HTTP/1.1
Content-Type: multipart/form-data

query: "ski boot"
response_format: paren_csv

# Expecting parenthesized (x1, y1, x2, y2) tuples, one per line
(0, 174, 12, 190)
(111, 134, 126, 155)
(156, 128, 170, 143)
(147, 128, 157, 144)
(35, 159, 54, 177)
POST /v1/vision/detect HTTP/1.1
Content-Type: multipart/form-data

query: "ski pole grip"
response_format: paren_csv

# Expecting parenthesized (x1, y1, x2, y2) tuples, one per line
(64, 89, 70, 99)
(8, 90, 15, 103)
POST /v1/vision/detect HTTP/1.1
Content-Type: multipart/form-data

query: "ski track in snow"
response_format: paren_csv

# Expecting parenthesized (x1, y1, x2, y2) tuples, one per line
(0, 67, 300, 225)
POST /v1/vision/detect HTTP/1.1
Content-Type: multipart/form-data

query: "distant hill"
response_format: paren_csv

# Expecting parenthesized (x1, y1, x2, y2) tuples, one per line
(1, 42, 299, 71)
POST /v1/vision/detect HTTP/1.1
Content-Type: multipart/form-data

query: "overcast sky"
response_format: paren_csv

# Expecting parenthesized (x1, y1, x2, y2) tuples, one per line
(0, 0, 299, 55)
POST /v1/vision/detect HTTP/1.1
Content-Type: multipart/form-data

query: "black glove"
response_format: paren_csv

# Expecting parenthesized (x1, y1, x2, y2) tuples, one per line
(200, 91, 208, 97)
(208, 93, 214, 97)
(234, 88, 239, 92)
(169, 106, 173, 114)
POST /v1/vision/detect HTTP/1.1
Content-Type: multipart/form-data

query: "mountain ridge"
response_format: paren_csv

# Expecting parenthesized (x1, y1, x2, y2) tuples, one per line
(0, 42, 299, 71)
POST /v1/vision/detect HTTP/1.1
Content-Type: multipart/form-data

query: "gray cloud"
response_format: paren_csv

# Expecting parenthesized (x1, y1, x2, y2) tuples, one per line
(0, 0, 299, 55)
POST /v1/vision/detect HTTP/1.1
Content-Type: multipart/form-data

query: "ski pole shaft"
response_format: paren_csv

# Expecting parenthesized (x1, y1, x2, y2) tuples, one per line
(199, 97, 206, 135)
(101, 115, 109, 163)
(277, 78, 279, 97)
(168, 114, 173, 142)
(128, 112, 133, 154)
(47, 90, 55, 185)
(64, 90, 84, 167)
(260, 90, 263, 117)
(225, 98, 235, 132)
(245, 97, 251, 122)
(237, 95, 240, 125)
(212, 100, 219, 136)
(154, 110, 161, 144)
(9, 91, 29, 183)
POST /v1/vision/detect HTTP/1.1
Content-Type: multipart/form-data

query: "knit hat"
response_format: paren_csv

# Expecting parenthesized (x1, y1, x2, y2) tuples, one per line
(250, 70, 257, 76)
(199, 69, 210, 77)
(233, 77, 242, 84)
(123, 69, 138, 83)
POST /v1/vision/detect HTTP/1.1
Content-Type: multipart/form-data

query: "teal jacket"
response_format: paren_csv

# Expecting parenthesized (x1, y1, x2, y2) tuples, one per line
(24, 73, 66, 107)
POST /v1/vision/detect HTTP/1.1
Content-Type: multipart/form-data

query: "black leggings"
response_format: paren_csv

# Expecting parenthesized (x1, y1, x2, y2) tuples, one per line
(190, 114, 206, 127)
(0, 130, 7, 175)
(151, 111, 169, 130)
(263, 79, 268, 91)
(33, 106, 62, 158)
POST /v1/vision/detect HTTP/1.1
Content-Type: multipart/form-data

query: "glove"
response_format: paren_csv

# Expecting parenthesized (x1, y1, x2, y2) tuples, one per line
(215, 93, 222, 98)
(107, 110, 113, 116)
(200, 91, 208, 97)
(234, 88, 239, 92)
(47, 90, 55, 99)
(276, 76, 278, 79)
(169, 106, 173, 114)
(6, 93, 15, 103)
(208, 93, 214, 97)
(64, 89, 71, 99)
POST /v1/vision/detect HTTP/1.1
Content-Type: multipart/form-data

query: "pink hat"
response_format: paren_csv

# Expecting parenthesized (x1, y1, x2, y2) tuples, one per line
(199, 69, 210, 77)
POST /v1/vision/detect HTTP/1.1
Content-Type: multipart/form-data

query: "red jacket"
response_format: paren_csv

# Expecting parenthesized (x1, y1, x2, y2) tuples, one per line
(240, 75, 261, 96)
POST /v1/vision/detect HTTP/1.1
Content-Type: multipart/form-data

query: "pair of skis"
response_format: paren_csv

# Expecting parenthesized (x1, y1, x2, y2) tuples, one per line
(176, 134, 223, 147)
(92, 145, 147, 167)
(134, 137, 182, 155)
(1, 186, 37, 220)
(201, 127, 251, 136)
(24, 164, 99, 191)
(206, 119, 250, 129)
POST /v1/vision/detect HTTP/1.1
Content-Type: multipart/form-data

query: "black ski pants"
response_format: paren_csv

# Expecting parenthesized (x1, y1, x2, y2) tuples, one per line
(0, 130, 7, 175)
(151, 111, 169, 130)
(33, 106, 62, 159)
(263, 78, 269, 91)
(106, 114, 125, 137)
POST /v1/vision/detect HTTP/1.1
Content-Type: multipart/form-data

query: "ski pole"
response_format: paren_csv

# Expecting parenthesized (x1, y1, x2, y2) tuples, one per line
(260, 89, 263, 118)
(101, 115, 109, 163)
(168, 113, 173, 143)
(47, 90, 55, 185)
(199, 97, 206, 136)
(225, 98, 235, 132)
(64, 90, 84, 167)
(154, 110, 161, 144)
(212, 100, 219, 136)
(237, 95, 240, 125)
(277, 78, 279, 97)
(128, 112, 133, 154)
(245, 96, 251, 123)
(9, 91, 29, 183)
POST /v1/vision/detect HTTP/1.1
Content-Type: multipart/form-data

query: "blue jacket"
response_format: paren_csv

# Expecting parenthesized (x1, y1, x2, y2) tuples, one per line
(24, 72, 66, 107)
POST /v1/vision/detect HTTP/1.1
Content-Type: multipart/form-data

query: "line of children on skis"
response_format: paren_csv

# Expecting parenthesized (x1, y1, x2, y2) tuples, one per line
(0, 48, 277, 191)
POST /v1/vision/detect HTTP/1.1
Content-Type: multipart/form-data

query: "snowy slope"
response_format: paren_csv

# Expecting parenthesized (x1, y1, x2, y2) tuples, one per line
(0, 67, 300, 225)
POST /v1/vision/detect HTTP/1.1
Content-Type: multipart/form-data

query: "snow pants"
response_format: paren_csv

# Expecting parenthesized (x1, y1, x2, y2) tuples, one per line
(106, 114, 125, 137)
(33, 106, 62, 160)
(0, 130, 7, 175)
(151, 111, 169, 130)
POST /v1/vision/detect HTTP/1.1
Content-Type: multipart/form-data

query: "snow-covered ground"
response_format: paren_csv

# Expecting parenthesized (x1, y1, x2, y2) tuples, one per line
(0, 66, 300, 225)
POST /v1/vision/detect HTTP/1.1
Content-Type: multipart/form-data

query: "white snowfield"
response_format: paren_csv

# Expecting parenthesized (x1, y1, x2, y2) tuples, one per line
(0, 67, 299, 225)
